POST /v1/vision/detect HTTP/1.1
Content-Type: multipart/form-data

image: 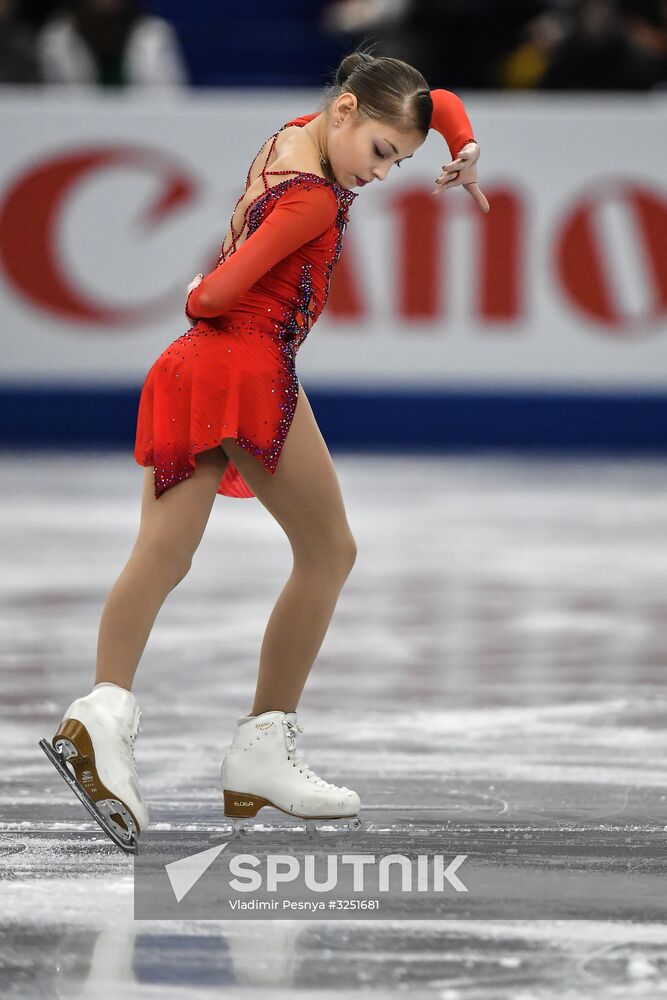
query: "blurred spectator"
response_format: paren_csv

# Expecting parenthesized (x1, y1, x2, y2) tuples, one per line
(322, 0, 667, 89)
(620, 0, 667, 87)
(37, 0, 188, 87)
(8, 0, 662, 90)
(540, 0, 659, 88)
(496, 8, 570, 88)
(0, 0, 40, 82)
(322, 0, 550, 89)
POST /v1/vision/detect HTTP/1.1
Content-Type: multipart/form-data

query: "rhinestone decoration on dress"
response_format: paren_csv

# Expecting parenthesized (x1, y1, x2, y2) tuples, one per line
(134, 115, 357, 501)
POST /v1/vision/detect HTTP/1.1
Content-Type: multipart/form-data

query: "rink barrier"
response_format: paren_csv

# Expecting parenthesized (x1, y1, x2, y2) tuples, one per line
(2, 384, 667, 451)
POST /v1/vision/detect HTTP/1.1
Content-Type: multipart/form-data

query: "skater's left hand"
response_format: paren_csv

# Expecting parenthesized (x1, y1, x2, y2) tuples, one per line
(187, 273, 204, 296)
(432, 142, 490, 214)
(185, 273, 204, 321)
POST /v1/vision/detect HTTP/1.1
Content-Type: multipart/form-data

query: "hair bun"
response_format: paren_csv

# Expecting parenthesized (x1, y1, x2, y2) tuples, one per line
(335, 51, 375, 87)
(323, 50, 430, 137)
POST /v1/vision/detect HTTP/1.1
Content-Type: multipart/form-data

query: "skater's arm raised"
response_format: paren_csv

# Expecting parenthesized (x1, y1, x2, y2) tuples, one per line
(429, 89, 476, 161)
(186, 183, 337, 320)
(428, 89, 489, 214)
(295, 94, 474, 158)
(291, 96, 474, 161)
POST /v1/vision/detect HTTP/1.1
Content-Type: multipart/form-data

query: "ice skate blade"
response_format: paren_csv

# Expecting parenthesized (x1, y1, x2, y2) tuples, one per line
(38, 738, 139, 856)
(227, 815, 364, 839)
(304, 816, 364, 839)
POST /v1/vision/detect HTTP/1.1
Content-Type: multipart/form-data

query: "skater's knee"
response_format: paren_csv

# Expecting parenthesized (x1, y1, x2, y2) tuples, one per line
(167, 556, 193, 589)
(131, 536, 193, 589)
(294, 527, 357, 579)
(321, 528, 357, 576)
(340, 532, 357, 574)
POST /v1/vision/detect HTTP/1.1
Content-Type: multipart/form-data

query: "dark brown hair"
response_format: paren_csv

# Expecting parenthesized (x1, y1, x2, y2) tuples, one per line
(320, 42, 433, 137)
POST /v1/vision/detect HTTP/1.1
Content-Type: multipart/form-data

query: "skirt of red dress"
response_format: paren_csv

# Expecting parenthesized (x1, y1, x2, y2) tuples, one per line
(134, 316, 300, 500)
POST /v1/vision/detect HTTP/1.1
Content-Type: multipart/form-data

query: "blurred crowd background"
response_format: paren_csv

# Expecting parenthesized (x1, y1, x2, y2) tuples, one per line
(1, 0, 666, 91)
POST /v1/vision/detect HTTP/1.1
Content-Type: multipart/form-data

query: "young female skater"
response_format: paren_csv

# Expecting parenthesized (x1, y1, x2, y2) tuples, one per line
(40, 48, 489, 852)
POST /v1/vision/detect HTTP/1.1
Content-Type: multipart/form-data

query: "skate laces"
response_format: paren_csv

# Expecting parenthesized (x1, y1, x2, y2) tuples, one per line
(282, 718, 350, 793)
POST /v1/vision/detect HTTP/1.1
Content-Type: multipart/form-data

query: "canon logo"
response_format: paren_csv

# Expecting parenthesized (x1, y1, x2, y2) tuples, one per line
(0, 145, 196, 326)
(327, 181, 667, 336)
(1, 148, 665, 338)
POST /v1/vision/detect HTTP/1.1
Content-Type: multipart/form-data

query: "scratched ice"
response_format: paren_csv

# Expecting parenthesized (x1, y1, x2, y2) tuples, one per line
(1, 452, 666, 997)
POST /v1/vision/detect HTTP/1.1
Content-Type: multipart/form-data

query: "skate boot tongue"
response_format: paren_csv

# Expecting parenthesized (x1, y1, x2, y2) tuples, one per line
(281, 713, 305, 761)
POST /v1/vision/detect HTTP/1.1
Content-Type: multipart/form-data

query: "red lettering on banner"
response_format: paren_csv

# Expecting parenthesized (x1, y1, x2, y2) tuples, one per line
(0, 147, 196, 325)
(327, 242, 364, 318)
(556, 194, 617, 325)
(396, 188, 443, 319)
(393, 186, 523, 321)
(479, 188, 523, 322)
(555, 183, 667, 331)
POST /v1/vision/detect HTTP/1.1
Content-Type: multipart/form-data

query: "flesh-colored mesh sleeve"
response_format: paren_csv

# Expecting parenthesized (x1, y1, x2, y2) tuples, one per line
(429, 89, 476, 160)
(186, 182, 337, 320)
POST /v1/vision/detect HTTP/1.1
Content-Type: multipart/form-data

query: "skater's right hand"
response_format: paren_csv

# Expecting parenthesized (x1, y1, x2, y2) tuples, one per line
(432, 142, 490, 214)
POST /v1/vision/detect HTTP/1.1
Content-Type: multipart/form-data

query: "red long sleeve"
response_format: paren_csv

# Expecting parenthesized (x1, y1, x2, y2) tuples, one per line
(187, 182, 338, 320)
(429, 89, 476, 160)
(296, 96, 475, 160)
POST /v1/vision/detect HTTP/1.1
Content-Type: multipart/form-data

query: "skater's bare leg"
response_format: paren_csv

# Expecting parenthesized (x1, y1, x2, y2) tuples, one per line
(220, 383, 357, 715)
(95, 448, 229, 690)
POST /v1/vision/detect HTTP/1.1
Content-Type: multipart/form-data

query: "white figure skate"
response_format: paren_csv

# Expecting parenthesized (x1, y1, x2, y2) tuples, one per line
(220, 709, 363, 839)
(39, 681, 148, 854)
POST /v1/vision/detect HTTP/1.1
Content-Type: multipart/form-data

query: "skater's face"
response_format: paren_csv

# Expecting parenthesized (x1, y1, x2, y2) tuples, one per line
(326, 94, 425, 190)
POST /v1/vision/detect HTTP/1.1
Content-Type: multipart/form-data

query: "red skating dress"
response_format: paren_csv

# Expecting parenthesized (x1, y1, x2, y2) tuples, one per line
(133, 90, 475, 500)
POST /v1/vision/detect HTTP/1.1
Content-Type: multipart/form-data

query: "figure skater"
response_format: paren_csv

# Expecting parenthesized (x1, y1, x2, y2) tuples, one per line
(39, 47, 489, 852)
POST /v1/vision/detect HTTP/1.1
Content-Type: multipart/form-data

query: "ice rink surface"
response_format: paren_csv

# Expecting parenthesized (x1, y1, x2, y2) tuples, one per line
(1, 450, 666, 998)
